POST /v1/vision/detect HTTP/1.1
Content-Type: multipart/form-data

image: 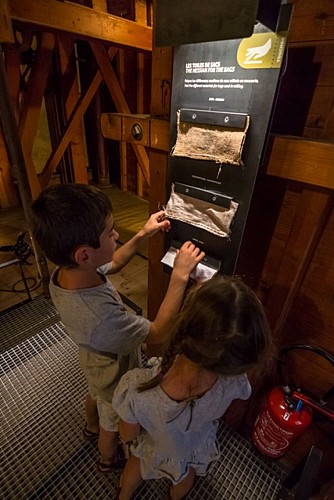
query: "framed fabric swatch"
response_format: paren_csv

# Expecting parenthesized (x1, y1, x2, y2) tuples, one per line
(165, 183, 239, 239)
(171, 109, 250, 166)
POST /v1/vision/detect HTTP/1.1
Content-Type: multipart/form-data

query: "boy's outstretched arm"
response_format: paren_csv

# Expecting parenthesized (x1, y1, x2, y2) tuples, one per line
(146, 241, 205, 346)
(109, 211, 170, 273)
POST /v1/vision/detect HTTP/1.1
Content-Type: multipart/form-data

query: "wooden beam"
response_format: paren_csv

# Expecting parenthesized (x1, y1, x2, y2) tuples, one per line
(150, 45, 173, 119)
(19, 33, 55, 157)
(91, 44, 130, 116)
(1, 46, 20, 206)
(150, 118, 169, 151)
(17, 32, 55, 197)
(57, 35, 88, 184)
(0, 129, 18, 207)
(289, 0, 334, 44)
(8, 0, 152, 51)
(116, 49, 128, 191)
(39, 70, 102, 188)
(137, 51, 145, 196)
(39, 46, 119, 187)
(90, 41, 150, 185)
(0, 0, 15, 43)
(266, 135, 334, 190)
(135, 0, 147, 25)
(147, 26, 173, 319)
(4, 46, 21, 122)
(101, 113, 170, 151)
(91, 0, 108, 12)
(148, 149, 169, 320)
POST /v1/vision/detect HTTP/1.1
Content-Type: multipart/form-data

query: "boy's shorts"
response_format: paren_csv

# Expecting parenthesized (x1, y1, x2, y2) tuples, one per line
(79, 349, 121, 432)
(95, 396, 119, 432)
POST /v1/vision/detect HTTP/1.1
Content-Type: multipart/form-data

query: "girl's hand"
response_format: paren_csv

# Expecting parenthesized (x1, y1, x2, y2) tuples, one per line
(173, 241, 205, 281)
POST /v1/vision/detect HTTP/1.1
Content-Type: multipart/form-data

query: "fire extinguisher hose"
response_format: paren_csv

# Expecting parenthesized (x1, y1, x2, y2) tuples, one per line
(292, 391, 334, 421)
(278, 343, 334, 420)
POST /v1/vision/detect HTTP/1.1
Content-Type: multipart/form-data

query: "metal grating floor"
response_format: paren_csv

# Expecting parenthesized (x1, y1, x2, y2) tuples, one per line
(0, 296, 287, 499)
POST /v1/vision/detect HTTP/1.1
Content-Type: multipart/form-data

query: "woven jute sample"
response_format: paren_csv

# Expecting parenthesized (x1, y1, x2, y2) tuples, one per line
(171, 111, 250, 165)
(165, 184, 239, 238)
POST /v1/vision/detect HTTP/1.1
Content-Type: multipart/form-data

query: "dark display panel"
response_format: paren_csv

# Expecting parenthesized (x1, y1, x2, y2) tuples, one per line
(166, 11, 291, 274)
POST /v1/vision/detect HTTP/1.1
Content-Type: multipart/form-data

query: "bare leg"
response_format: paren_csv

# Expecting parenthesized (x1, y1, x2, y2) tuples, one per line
(118, 454, 142, 500)
(169, 467, 196, 500)
(85, 394, 99, 434)
(98, 428, 119, 465)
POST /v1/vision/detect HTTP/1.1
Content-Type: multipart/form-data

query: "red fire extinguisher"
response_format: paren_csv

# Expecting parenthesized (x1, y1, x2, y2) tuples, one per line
(252, 386, 312, 458)
(252, 344, 334, 458)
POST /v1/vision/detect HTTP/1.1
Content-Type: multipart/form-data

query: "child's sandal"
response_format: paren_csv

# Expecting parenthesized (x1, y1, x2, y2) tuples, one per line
(97, 444, 127, 474)
(83, 426, 99, 441)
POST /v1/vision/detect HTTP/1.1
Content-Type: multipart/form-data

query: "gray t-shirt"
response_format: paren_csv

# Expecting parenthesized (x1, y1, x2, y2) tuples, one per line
(50, 269, 150, 401)
(113, 366, 251, 483)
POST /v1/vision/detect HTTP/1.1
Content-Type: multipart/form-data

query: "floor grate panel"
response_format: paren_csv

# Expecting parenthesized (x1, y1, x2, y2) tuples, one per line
(1, 298, 286, 499)
(0, 295, 60, 354)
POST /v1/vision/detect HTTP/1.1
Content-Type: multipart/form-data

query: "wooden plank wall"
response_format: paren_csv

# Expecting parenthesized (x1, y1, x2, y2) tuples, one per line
(233, 0, 334, 480)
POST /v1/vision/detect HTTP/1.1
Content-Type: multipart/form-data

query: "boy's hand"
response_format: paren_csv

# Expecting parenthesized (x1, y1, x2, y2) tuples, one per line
(141, 211, 171, 237)
(173, 241, 205, 281)
(111, 211, 170, 273)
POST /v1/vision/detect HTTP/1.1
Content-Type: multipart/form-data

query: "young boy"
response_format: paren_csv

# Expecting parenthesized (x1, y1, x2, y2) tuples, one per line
(31, 183, 204, 473)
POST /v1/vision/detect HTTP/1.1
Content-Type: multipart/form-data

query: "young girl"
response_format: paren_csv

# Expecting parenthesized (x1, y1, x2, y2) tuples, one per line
(112, 275, 274, 499)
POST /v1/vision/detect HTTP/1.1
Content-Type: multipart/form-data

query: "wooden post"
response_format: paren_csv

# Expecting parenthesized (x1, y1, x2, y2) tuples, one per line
(57, 35, 88, 184)
(0, 0, 15, 43)
(93, 88, 110, 186)
(147, 2, 173, 318)
(117, 49, 128, 191)
(91, 0, 108, 12)
(0, 45, 50, 295)
(135, 0, 147, 196)
(136, 52, 145, 197)
(18, 32, 55, 199)
(0, 129, 18, 207)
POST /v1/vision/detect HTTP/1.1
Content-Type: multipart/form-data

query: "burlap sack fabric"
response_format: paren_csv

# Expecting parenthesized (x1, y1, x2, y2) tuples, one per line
(165, 184, 238, 238)
(171, 111, 250, 165)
